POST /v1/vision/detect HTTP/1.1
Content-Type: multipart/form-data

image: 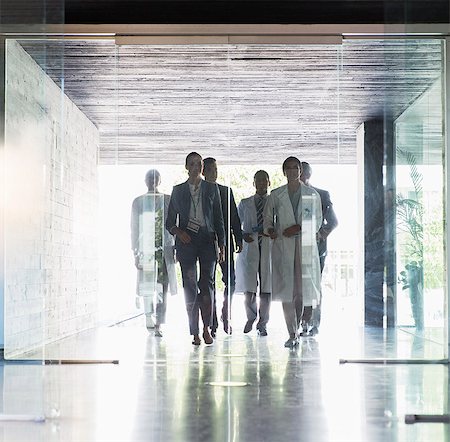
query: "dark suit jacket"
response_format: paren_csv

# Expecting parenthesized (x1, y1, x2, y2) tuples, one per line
(166, 180, 226, 247)
(217, 183, 243, 251)
(312, 186, 338, 257)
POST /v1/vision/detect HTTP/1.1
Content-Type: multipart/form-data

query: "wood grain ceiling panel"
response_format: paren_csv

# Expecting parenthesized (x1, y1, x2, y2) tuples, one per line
(19, 39, 442, 165)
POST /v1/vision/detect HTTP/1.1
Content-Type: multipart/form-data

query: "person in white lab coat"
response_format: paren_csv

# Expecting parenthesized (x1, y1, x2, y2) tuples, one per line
(300, 161, 338, 336)
(235, 170, 272, 335)
(264, 157, 322, 348)
(131, 169, 177, 337)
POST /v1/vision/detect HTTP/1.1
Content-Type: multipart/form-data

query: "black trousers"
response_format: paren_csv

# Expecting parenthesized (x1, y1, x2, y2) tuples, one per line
(211, 249, 236, 330)
(177, 230, 217, 335)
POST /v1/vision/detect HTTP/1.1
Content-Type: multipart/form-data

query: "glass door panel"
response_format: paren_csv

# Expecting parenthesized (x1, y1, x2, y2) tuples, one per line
(2, 0, 66, 423)
(395, 79, 445, 339)
(338, 38, 447, 361)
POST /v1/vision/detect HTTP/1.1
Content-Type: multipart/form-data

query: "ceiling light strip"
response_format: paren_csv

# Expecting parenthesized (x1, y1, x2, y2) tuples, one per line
(115, 34, 343, 45)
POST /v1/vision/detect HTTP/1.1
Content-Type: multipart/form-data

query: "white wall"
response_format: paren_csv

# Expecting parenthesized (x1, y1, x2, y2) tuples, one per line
(4, 41, 99, 357)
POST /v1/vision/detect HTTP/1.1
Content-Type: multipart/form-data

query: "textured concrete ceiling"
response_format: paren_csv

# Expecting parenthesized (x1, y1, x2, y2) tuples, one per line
(19, 38, 443, 165)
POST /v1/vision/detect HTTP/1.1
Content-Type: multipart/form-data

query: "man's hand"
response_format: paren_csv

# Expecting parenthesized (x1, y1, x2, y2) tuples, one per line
(243, 233, 254, 243)
(174, 227, 191, 244)
(267, 228, 278, 240)
(218, 245, 225, 263)
(283, 224, 301, 238)
(236, 243, 243, 253)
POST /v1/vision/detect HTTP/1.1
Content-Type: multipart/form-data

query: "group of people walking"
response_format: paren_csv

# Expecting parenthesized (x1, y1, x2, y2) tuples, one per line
(131, 152, 337, 348)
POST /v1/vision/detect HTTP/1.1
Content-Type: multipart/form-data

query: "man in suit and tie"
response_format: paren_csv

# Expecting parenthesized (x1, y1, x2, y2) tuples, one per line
(300, 162, 338, 336)
(235, 170, 272, 336)
(202, 157, 243, 335)
(166, 152, 225, 345)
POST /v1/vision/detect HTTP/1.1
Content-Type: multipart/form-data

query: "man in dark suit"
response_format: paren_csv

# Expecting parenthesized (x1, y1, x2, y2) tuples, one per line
(203, 157, 243, 335)
(166, 152, 225, 345)
(300, 162, 338, 336)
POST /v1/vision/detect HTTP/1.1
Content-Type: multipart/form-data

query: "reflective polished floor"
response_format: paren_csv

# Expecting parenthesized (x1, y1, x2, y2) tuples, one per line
(1, 302, 449, 442)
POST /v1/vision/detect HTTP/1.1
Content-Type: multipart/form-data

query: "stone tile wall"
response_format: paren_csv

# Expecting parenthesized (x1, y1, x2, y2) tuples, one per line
(4, 40, 99, 357)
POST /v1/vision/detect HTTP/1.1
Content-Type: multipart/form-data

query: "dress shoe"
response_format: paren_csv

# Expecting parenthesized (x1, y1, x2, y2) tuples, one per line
(284, 337, 299, 348)
(192, 335, 201, 346)
(243, 320, 254, 333)
(222, 318, 232, 335)
(211, 328, 217, 338)
(154, 327, 163, 338)
(299, 324, 310, 337)
(257, 328, 268, 337)
(203, 329, 214, 345)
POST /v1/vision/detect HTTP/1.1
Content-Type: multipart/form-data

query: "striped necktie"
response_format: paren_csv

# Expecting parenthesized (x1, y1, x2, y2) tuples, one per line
(256, 195, 264, 244)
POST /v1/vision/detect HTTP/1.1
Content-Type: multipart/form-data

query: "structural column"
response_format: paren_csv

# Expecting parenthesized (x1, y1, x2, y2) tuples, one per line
(384, 121, 396, 328)
(357, 119, 395, 328)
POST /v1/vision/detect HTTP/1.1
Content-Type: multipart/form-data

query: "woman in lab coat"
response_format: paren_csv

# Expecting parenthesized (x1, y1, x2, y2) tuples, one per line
(264, 157, 322, 348)
(131, 169, 177, 337)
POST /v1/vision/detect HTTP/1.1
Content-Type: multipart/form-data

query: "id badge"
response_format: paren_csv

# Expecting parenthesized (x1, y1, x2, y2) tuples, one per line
(187, 218, 201, 233)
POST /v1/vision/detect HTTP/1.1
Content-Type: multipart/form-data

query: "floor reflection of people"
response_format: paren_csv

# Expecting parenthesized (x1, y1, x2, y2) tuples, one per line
(173, 350, 220, 441)
(131, 169, 177, 337)
(264, 157, 322, 348)
(166, 152, 225, 346)
(131, 337, 169, 440)
(237, 336, 274, 440)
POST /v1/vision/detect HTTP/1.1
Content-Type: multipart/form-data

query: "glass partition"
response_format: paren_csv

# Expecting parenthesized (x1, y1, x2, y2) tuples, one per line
(338, 38, 447, 361)
(5, 38, 101, 363)
(1, 0, 66, 425)
(395, 79, 445, 339)
(2, 36, 448, 433)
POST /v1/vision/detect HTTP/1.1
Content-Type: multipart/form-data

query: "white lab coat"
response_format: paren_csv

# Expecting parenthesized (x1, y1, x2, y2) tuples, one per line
(131, 193, 177, 296)
(235, 195, 272, 294)
(263, 183, 322, 305)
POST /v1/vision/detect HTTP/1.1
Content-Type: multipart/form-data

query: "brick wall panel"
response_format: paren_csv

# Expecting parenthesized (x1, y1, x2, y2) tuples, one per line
(4, 40, 99, 358)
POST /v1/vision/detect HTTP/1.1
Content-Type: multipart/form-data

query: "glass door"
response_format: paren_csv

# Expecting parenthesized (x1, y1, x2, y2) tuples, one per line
(1, 0, 66, 425)
(338, 37, 447, 361)
(394, 79, 445, 342)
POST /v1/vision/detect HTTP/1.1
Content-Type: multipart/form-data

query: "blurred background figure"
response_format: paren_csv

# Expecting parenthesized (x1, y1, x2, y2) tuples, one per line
(131, 169, 177, 337)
